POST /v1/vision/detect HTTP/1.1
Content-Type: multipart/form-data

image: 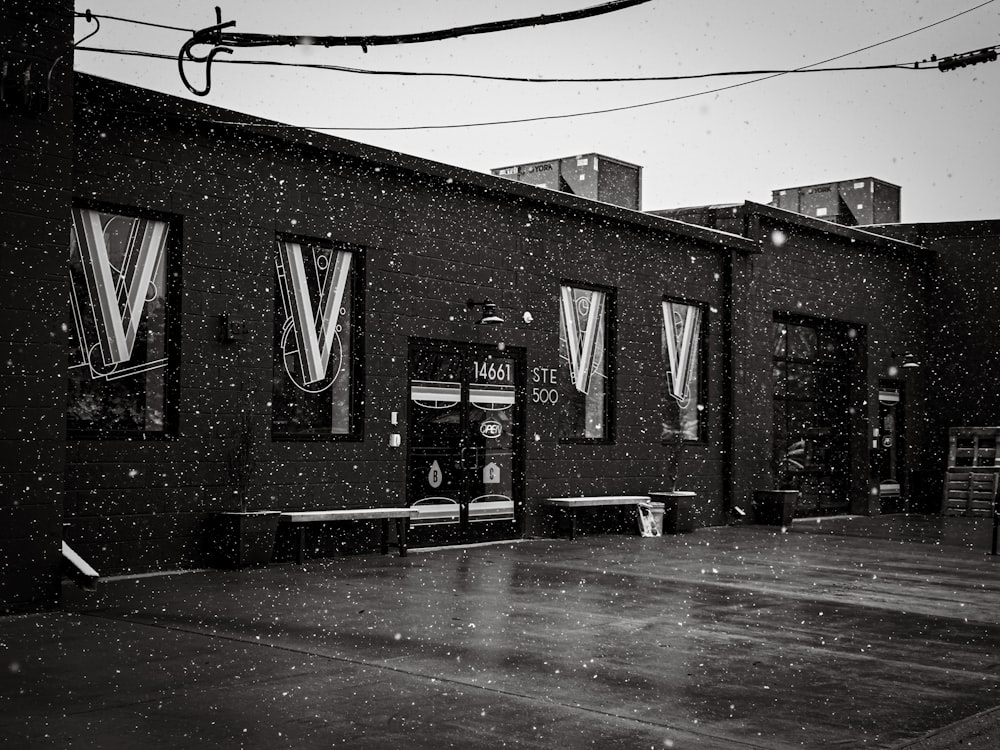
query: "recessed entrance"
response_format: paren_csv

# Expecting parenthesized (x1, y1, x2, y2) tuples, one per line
(406, 339, 525, 546)
(772, 317, 856, 517)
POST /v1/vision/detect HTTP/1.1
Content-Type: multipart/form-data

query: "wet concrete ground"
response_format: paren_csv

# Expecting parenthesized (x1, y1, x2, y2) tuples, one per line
(3, 517, 1000, 748)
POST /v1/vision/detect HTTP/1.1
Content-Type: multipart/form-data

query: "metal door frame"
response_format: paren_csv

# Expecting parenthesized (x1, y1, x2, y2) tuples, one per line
(876, 378, 906, 512)
(405, 337, 526, 543)
(772, 315, 856, 516)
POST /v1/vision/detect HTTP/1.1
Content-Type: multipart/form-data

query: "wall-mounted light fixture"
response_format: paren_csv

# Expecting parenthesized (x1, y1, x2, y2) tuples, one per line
(467, 298, 504, 325)
(220, 313, 249, 343)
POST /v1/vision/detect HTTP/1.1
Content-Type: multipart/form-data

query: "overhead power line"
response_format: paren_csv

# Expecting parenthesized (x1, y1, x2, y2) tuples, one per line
(174, 0, 652, 95)
(73, 0, 996, 130)
(72, 10, 193, 34)
(76, 46, 932, 81)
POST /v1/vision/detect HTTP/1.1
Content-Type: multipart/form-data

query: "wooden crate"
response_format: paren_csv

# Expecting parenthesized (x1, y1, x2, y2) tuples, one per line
(942, 427, 1000, 516)
(942, 469, 1000, 517)
(947, 427, 1000, 468)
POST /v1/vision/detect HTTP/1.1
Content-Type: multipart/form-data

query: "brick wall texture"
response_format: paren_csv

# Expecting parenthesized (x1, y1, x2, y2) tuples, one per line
(0, 0, 73, 612)
(3, 35, 971, 590)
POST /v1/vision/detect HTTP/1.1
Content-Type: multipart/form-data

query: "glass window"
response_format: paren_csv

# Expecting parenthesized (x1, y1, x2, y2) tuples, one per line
(68, 206, 174, 437)
(787, 324, 818, 360)
(558, 284, 612, 440)
(661, 299, 706, 442)
(272, 236, 362, 439)
(772, 315, 853, 512)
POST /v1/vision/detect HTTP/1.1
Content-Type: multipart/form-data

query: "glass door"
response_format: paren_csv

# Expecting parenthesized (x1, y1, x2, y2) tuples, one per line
(772, 318, 853, 516)
(407, 340, 523, 546)
(875, 381, 905, 512)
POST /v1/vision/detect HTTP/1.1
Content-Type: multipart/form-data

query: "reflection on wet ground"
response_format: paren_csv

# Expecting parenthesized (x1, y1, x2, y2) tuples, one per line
(3, 519, 1000, 748)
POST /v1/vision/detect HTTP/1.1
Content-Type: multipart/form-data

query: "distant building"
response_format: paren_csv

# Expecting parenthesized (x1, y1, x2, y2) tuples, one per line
(770, 177, 901, 226)
(491, 153, 642, 210)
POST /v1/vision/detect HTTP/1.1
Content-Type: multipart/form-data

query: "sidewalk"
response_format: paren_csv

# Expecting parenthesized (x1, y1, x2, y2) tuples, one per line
(2, 520, 1000, 748)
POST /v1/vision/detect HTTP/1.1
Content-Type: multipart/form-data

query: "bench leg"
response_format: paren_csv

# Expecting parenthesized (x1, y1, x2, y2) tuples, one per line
(380, 518, 390, 555)
(297, 527, 306, 565)
(568, 509, 576, 540)
(397, 519, 408, 557)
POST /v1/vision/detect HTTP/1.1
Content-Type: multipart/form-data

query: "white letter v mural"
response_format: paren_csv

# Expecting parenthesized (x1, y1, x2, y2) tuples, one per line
(276, 240, 352, 386)
(662, 300, 701, 405)
(560, 286, 606, 394)
(70, 208, 169, 378)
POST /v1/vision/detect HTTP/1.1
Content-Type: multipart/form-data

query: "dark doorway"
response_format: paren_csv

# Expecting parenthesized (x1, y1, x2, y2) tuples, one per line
(772, 317, 854, 517)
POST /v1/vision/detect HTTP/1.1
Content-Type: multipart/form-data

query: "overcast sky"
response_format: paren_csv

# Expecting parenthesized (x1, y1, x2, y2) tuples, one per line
(72, 0, 1000, 223)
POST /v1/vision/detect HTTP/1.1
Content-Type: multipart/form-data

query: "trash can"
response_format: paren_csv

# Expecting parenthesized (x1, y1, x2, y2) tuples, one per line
(649, 501, 665, 536)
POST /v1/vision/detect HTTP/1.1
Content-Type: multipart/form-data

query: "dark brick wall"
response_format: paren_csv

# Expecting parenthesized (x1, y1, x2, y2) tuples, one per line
(730, 211, 934, 514)
(66, 75, 730, 573)
(876, 220, 1000, 496)
(0, 0, 72, 612)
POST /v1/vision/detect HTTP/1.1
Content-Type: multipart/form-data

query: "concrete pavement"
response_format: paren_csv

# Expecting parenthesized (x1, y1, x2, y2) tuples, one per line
(3, 516, 1000, 748)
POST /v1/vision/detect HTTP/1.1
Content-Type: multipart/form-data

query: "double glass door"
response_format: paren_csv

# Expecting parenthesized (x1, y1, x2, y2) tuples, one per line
(407, 340, 524, 545)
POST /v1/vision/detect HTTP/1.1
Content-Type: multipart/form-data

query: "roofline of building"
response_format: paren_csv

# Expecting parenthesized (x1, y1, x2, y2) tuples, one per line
(647, 203, 743, 214)
(492, 152, 644, 172)
(74, 73, 759, 255)
(770, 176, 902, 193)
(870, 218, 1000, 235)
(647, 201, 926, 254)
(744, 202, 927, 253)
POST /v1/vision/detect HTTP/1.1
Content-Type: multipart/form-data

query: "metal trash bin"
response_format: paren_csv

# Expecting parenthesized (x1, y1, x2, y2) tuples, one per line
(649, 502, 665, 536)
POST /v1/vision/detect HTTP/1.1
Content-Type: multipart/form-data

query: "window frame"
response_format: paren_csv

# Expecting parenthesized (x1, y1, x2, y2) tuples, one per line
(270, 232, 366, 442)
(661, 295, 709, 445)
(557, 279, 616, 445)
(67, 199, 182, 441)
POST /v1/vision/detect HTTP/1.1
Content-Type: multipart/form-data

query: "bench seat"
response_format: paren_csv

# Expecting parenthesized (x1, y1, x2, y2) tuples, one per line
(280, 508, 414, 562)
(543, 495, 650, 539)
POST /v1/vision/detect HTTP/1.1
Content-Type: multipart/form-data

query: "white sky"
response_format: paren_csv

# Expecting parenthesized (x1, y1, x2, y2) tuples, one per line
(72, 0, 1000, 222)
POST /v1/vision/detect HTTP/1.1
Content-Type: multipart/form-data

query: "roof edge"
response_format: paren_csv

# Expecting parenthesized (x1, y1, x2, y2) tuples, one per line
(74, 72, 758, 255)
(745, 202, 927, 253)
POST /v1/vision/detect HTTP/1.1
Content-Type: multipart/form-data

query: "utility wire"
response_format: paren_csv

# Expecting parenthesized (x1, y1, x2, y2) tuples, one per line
(73, 10, 192, 33)
(74, 0, 996, 130)
(183, 0, 651, 49)
(76, 46, 931, 81)
(289, 0, 997, 131)
(174, 0, 652, 94)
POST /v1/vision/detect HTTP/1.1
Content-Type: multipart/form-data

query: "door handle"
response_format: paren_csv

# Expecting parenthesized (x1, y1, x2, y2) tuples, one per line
(460, 446, 479, 469)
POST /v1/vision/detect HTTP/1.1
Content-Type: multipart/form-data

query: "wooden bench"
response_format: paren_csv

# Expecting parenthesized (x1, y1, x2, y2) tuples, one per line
(280, 508, 415, 563)
(543, 495, 651, 540)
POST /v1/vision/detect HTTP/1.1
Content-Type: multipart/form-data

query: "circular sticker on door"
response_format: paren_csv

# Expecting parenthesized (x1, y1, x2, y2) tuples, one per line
(480, 420, 503, 439)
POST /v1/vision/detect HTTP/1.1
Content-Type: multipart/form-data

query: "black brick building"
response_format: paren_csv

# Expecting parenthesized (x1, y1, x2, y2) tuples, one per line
(3, 2, 998, 613)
